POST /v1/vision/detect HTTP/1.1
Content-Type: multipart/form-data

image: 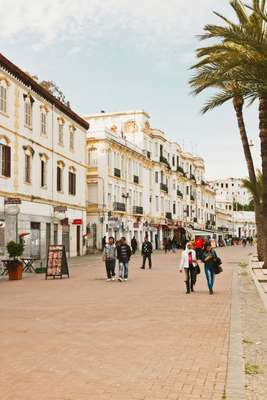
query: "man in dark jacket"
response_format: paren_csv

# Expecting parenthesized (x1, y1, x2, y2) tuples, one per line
(141, 237, 153, 269)
(131, 237, 138, 254)
(117, 237, 132, 281)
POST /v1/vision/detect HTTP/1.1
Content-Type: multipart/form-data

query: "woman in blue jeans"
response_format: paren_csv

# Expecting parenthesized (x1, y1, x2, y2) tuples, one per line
(202, 242, 217, 295)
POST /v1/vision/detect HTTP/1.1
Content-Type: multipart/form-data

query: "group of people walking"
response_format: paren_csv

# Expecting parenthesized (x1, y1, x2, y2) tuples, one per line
(102, 236, 153, 282)
(102, 234, 221, 295)
(180, 239, 221, 295)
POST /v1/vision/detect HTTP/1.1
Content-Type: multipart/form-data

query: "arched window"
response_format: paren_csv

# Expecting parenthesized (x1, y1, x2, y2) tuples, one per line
(69, 166, 76, 195)
(69, 125, 75, 151)
(24, 95, 33, 128)
(23, 145, 34, 184)
(57, 161, 65, 192)
(39, 153, 49, 188)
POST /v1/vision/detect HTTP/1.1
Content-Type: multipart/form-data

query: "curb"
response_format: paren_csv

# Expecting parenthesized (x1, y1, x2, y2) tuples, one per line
(248, 259, 267, 313)
(226, 268, 246, 399)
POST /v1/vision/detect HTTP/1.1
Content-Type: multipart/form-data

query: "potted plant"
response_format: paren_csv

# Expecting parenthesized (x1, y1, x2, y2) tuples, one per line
(6, 240, 24, 280)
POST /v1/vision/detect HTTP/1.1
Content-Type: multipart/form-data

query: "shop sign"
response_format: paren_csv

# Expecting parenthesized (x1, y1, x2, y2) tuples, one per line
(72, 219, 82, 225)
(4, 197, 21, 205)
(54, 206, 67, 213)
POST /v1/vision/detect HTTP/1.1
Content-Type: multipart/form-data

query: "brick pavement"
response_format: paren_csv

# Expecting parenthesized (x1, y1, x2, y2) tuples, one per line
(0, 247, 249, 400)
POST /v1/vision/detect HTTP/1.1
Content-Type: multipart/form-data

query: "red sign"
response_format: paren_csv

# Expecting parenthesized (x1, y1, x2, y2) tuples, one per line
(72, 219, 82, 225)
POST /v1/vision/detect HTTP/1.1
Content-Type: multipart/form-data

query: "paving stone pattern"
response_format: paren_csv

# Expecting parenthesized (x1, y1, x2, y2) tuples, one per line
(0, 247, 248, 400)
(240, 265, 267, 399)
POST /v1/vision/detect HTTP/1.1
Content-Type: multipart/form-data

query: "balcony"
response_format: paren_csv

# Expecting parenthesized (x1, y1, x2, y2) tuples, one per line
(177, 189, 183, 198)
(177, 165, 185, 175)
(114, 168, 121, 178)
(133, 175, 139, 184)
(133, 206, 143, 215)
(113, 202, 126, 212)
(160, 155, 171, 170)
(166, 212, 172, 220)
(160, 183, 168, 193)
(190, 174, 196, 182)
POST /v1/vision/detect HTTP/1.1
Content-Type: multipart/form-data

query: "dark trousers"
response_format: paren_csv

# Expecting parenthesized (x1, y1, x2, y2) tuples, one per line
(184, 266, 196, 290)
(105, 259, 116, 279)
(142, 254, 152, 269)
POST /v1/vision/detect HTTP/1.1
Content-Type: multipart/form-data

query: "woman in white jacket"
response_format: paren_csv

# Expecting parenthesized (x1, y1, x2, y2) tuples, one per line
(179, 242, 198, 294)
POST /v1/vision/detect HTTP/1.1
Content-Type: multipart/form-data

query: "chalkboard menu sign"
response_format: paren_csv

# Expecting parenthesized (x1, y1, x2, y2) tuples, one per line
(46, 245, 69, 279)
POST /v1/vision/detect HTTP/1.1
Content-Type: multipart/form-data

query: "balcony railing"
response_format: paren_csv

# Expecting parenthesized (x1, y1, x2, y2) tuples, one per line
(160, 155, 171, 170)
(113, 202, 126, 212)
(133, 175, 139, 184)
(190, 174, 196, 182)
(160, 183, 168, 193)
(177, 165, 185, 175)
(177, 189, 183, 198)
(133, 206, 143, 215)
(166, 212, 172, 220)
(114, 168, 121, 178)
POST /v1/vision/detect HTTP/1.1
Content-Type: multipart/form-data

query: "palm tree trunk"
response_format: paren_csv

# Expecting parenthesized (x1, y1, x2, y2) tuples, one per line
(259, 95, 267, 267)
(234, 97, 264, 261)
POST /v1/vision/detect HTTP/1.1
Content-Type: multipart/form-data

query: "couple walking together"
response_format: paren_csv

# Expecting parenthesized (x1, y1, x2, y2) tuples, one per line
(180, 242, 219, 295)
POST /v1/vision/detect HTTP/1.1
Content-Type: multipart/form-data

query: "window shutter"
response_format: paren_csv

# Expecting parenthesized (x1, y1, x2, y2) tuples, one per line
(2, 145, 11, 177)
(57, 167, 61, 191)
(73, 173, 76, 195)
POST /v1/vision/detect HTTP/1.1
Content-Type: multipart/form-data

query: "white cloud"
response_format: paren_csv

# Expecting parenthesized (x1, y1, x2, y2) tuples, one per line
(0, 0, 231, 49)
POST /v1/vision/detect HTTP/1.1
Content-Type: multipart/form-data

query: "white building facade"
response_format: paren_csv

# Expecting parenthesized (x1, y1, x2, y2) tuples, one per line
(84, 110, 216, 250)
(210, 177, 252, 209)
(0, 54, 89, 260)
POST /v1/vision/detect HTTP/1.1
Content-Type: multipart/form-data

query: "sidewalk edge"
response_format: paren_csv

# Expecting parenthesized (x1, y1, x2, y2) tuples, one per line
(226, 268, 246, 400)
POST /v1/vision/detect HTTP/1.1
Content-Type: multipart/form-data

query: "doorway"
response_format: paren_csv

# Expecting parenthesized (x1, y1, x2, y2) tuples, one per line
(76, 225, 81, 256)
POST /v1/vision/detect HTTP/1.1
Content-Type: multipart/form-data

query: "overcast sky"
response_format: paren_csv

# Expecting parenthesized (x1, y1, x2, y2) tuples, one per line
(0, 0, 261, 179)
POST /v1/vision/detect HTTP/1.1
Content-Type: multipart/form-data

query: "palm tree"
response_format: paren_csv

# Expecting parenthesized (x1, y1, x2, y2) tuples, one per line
(189, 0, 265, 260)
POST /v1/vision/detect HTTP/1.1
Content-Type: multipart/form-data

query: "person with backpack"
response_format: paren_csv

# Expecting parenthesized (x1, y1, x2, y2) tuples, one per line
(117, 237, 132, 282)
(201, 242, 220, 295)
(140, 237, 153, 269)
(102, 236, 117, 281)
(179, 242, 198, 294)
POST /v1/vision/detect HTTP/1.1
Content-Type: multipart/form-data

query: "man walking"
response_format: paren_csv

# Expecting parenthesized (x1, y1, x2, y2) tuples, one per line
(141, 237, 153, 269)
(103, 236, 116, 281)
(131, 236, 138, 254)
(117, 237, 132, 281)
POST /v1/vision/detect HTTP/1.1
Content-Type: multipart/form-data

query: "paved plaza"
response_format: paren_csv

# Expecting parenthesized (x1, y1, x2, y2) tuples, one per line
(0, 247, 251, 400)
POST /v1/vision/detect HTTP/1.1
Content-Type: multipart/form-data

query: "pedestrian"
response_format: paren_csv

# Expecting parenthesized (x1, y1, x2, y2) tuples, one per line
(242, 237, 247, 247)
(167, 238, 172, 252)
(201, 242, 217, 295)
(141, 237, 153, 269)
(102, 235, 107, 251)
(179, 242, 198, 294)
(171, 237, 176, 253)
(195, 236, 204, 260)
(117, 237, 132, 282)
(131, 236, 138, 254)
(163, 237, 168, 253)
(103, 236, 116, 281)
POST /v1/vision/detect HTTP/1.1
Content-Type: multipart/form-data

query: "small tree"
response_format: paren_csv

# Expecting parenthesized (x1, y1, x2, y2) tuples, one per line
(7, 241, 24, 260)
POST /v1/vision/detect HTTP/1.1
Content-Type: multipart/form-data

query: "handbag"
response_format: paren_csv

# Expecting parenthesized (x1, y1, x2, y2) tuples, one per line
(195, 263, 201, 274)
(214, 257, 223, 274)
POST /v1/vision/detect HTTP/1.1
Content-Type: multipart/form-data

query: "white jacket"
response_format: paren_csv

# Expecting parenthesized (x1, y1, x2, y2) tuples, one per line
(179, 249, 197, 271)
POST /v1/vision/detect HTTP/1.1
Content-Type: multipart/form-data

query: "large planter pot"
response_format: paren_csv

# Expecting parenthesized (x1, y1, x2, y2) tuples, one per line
(7, 260, 23, 281)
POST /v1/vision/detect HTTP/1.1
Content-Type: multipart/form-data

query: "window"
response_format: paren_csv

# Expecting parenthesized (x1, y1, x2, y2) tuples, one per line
(69, 126, 75, 151)
(88, 148, 97, 166)
(172, 155, 175, 166)
(41, 112, 47, 135)
(40, 159, 47, 188)
(173, 202, 176, 215)
(155, 142, 158, 157)
(155, 171, 159, 183)
(58, 123, 64, 145)
(25, 154, 31, 183)
(0, 83, 7, 113)
(69, 170, 76, 195)
(24, 100, 32, 127)
(186, 186, 189, 195)
(57, 164, 64, 192)
(0, 143, 11, 177)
